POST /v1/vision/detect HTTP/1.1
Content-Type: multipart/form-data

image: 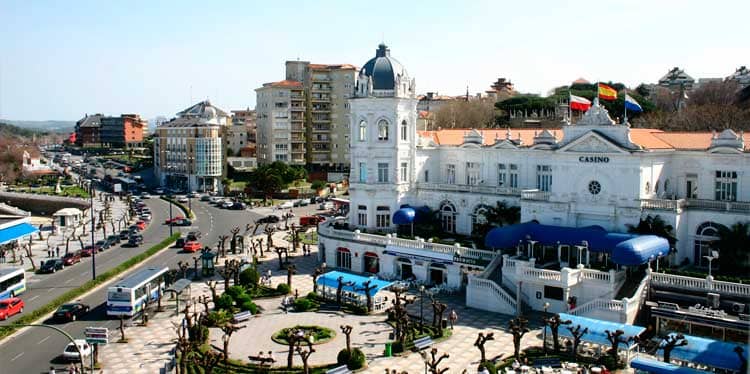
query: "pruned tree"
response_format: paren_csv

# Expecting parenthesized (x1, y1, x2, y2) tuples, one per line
(198, 295, 211, 314)
(23, 243, 36, 271)
(336, 276, 354, 305)
(230, 226, 241, 255)
(355, 280, 377, 313)
(387, 285, 415, 345)
(192, 349, 224, 374)
(275, 246, 287, 270)
(509, 317, 529, 361)
(177, 261, 190, 280)
(220, 323, 246, 365)
(340, 325, 353, 353)
(286, 330, 301, 369)
(296, 339, 315, 374)
(206, 281, 218, 302)
(605, 329, 633, 362)
(312, 266, 325, 293)
(217, 235, 229, 258)
(286, 264, 297, 288)
(422, 347, 450, 374)
(430, 296, 448, 336)
(265, 224, 275, 254)
(544, 314, 572, 354)
(567, 324, 589, 360)
(660, 334, 688, 363)
(474, 332, 495, 363)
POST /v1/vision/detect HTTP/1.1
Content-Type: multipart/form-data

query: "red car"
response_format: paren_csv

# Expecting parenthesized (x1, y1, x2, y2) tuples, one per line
(62, 250, 82, 265)
(81, 245, 101, 257)
(135, 221, 147, 230)
(0, 297, 25, 320)
(164, 216, 185, 225)
(183, 241, 201, 253)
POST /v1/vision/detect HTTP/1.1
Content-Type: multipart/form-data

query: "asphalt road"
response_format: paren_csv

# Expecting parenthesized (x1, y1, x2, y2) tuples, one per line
(0, 196, 296, 373)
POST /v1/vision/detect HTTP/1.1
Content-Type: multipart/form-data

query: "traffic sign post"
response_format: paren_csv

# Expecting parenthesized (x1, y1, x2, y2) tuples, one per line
(85, 327, 109, 345)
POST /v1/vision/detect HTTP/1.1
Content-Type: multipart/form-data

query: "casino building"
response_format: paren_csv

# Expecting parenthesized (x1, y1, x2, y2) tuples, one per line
(318, 44, 750, 322)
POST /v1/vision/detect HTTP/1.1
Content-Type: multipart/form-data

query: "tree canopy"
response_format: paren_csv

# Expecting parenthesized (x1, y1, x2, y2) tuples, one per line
(246, 162, 307, 197)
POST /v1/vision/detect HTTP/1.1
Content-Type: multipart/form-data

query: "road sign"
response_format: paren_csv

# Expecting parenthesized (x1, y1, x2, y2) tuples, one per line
(85, 327, 109, 345)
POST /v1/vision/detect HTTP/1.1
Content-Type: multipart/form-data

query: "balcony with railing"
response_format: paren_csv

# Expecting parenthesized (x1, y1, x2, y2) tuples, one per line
(416, 182, 521, 196)
(521, 189, 550, 201)
(640, 197, 750, 214)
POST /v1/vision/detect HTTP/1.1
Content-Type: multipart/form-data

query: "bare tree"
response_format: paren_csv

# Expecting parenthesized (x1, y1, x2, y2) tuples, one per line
(509, 317, 530, 361)
(217, 235, 229, 258)
(355, 280, 377, 313)
(567, 324, 589, 360)
(191, 349, 223, 374)
(474, 332, 495, 363)
(230, 226, 241, 255)
(604, 329, 633, 362)
(206, 281, 218, 302)
(286, 264, 297, 288)
(340, 325, 353, 353)
(661, 334, 688, 363)
(434, 99, 497, 130)
(421, 347, 450, 374)
(544, 314, 571, 354)
(296, 339, 315, 374)
(220, 323, 246, 365)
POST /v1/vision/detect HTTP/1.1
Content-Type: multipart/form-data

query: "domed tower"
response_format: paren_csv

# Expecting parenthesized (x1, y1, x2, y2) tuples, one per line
(348, 44, 418, 231)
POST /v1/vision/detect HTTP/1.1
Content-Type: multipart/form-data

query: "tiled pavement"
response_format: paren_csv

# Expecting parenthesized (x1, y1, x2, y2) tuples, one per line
(99, 229, 545, 373)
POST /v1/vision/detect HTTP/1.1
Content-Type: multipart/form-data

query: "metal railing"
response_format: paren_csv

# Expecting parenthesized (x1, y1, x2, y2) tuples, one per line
(416, 183, 521, 196)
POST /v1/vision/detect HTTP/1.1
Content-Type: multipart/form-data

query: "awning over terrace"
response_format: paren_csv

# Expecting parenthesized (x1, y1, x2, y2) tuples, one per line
(484, 222, 669, 265)
(629, 357, 708, 374)
(657, 333, 748, 372)
(0, 222, 39, 245)
(545, 313, 645, 348)
(392, 207, 415, 225)
(315, 270, 394, 297)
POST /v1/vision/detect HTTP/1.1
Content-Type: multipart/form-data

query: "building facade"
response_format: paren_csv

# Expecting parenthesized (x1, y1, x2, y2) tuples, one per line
(74, 114, 102, 147)
(230, 109, 257, 157)
(318, 44, 750, 318)
(99, 114, 146, 148)
(153, 101, 228, 192)
(255, 80, 306, 165)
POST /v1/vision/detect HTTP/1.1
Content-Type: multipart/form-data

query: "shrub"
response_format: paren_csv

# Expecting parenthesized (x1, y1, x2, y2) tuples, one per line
(347, 348, 366, 370)
(188, 324, 209, 345)
(239, 267, 260, 288)
(276, 283, 291, 294)
(225, 285, 246, 300)
(214, 294, 234, 311)
(336, 349, 351, 366)
(235, 294, 252, 307)
(294, 298, 314, 312)
(479, 361, 498, 374)
(204, 310, 231, 327)
(240, 301, 257, 314)
(391, 341, 404, 354)
(311, 180, 327, 191)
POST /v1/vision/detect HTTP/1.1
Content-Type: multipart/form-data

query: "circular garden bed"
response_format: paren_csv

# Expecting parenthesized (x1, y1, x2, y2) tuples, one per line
(271, 325, 336, 346)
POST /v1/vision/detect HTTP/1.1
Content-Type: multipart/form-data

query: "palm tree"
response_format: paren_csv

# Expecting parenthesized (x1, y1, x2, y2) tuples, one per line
(713, 221, 750, 275)
(473, 201, 521, 238)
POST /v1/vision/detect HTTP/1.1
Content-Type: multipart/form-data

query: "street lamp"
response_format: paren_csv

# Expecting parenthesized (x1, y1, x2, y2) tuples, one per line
(89, 181, 96, 280)
(419, 285, 425, 333)
(542, 302, 550, 355)
(704, 250, 719, 278)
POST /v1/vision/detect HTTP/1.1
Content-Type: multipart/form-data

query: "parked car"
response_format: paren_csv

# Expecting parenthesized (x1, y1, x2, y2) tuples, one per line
(62, 250, 82, 266)
(200, 195, 211, 201)
(153, 187, 165, 194)
(119, 230, 130, 240)
(257, 215, 281, 224)
(221, 201, 234, 209)
(230, 202, 246, 210)
(139, 213, 152, 222)
(209, 196, 222, 204)
(176, 195, 189, 203)
(165, 216, 185, 225)
(319, 202, 334, 210)
(188, 191, 200, 198)
(62, 339, 92, 362)
(95, 240, 109, 250)
(140, 192, 151, 199)
(53, 302, 90, 322)
(126, 235, 143, 247)
(107, 234, 121, 244)
(135, 221, 147, 230)
(81, 245, 101, 257)
(186, 231, 201, 241)
(0, 297, 24, 320)
(300, 215, 326, 226)
(175, 218, 192, 226)
(299, 199, 309, 206)
(175, 237, 186, 248)
(279, 201, 294, 209)
(40, 258, 64, 273)
(183, 241, 201, 253)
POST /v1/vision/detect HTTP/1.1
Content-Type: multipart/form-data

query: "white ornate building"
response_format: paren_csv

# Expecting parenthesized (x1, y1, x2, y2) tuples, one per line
(318, 44, 750, 319)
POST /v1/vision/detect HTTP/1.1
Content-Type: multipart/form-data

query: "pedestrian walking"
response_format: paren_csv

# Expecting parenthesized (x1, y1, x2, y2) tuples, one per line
(449, 309, 458, 329)
(67, 363, 75, 374)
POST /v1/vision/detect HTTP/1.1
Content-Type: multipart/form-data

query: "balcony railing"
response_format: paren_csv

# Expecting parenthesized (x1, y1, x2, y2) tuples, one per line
(641, 198, 750, 213)
(521, 189, 550, 201)
(416, 183, 521, 196)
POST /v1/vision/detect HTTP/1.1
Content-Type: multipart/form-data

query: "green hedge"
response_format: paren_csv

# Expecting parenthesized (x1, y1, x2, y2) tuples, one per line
(0, 233, 180, 342)
(160, 196, 195, 219)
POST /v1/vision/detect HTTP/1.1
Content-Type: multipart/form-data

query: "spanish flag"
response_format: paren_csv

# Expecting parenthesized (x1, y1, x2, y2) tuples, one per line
(598, 83, 617, 101)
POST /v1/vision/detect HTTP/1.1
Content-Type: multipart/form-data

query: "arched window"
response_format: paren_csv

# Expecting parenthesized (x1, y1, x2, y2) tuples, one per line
(400, 120, 408, 141)
(440, 201, 457, 233)
(377, 119, 389, 141)
(358, 120, 367, 142)
(471, 204, 491, 235)
(694, 222, 725, 268)
(364, 252, 379, 274)
(336, 247, 351, 269)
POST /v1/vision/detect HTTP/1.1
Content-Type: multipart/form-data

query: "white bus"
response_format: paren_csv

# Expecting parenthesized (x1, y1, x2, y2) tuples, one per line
(0, 268, 26, 301)
(106, 267, 168, 317)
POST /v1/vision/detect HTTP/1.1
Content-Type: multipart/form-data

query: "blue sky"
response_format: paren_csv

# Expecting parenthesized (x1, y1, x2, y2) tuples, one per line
(1, 0, 748, 121)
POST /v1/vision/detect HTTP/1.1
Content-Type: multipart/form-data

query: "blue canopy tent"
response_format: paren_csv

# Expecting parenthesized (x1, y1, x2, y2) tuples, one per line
(0, 222, 39, 246)
(545, 313, 645, 362)
(657, 333, 748, 372)
(315, 270, 394, 311)
(630, 357, 708, 374)
(484, 221, 669, 266)
(393, 207, 416, 236)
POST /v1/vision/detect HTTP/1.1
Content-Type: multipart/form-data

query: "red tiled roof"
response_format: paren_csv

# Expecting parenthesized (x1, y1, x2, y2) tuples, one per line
(309, 63, 357, 70)
(266, 80, 303, 88)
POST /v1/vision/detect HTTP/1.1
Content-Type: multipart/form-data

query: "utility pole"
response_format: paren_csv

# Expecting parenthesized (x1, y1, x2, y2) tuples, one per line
(90, 181, 96, 280)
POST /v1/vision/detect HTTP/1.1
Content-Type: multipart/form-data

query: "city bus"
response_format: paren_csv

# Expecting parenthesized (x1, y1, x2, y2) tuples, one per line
(106, 267, 168, 317)
(0, 268, 26, 301)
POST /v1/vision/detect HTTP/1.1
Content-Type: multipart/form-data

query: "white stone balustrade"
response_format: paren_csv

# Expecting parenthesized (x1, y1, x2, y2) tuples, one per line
(650, 272, 750, 297)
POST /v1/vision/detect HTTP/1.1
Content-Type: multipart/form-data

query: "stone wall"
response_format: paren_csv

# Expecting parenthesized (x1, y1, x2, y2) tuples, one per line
(0, 191, 89, 216)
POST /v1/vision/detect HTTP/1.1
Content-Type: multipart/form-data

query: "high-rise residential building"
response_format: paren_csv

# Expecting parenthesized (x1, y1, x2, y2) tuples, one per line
(100, 114, 147, 148)
(255, 80, 306, 165)
(229, 109, 257, 157)
(153, 101, 229, 192)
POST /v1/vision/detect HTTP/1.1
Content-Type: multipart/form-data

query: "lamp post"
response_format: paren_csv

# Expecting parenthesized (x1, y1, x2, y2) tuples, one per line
(168, 197, 173, 236)
(542, 302, 550, 355)
(703, 250, 719, 278)
(419, 285, 425, 333)
(89, 181, 96, 280)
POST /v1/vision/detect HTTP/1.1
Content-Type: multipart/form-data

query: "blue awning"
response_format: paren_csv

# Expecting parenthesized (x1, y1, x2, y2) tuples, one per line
(315, 270, 394, 297)
(392, 207, 415, 225)
(484, 221, 669, 265)
(630, 357, 708, 374)
(657, 333, 748, 372)
(545, 313, 645, 348)
(0, 222, 39, 245)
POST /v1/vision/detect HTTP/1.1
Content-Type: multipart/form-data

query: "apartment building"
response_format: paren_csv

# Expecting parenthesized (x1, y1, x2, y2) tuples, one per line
(153, 101, 228, 192)
(100, 114, 147, 148)
(230, 109, 257, 157)
(255, 80, 306, 165)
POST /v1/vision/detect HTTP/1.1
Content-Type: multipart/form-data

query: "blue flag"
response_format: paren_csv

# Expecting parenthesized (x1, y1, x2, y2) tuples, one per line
(625, 94, 643, 112)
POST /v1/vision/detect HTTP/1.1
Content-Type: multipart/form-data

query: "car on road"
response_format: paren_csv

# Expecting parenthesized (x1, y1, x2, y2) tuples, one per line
(125, 235, 143, 247)
(0, 297, 24, 320)
(186, 231, 201, 241)
(176, 195, 189, 203)
(230, 202, 246, 210)
(81, 245, 101, 257)
(300, 215, 326, 226)
(257, 215, 281, 224)
(153, 187, 165, 194)
(188, 191, 200, 198)
(39, 258, 64, 273)
(53, 302, 90, 322)
(183, 241, 201, 253)
(221, 200, 234, 209)
(96, 239, 110, 250)
(139, 213, 152, 222)
(140, 192, 151, 199)
(165, 216, 185, 225)
(299, 199, 309, 206)
(62, 339, 92, 361)
(107, 234, 121, 244)
(119, 230, 131, 240)
(319, 202, 334, 210)
(62, 250, 82, 266)
(209, 196, 223, 204)
(175, 237, 186, 248)
(293, 199, 303, 207)
(135, 221, 147, 230)
(279, 201, 294, 209)
(174, 218, 192, 226)
(200, 195, 211, 201)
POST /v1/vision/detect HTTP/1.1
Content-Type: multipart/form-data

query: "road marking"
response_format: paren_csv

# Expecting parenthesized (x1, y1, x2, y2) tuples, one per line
(37, 335, 51, 345)
(64, 278, 74, 284)
(27, 295, 39, 302)
(10, 352, 24, 361)
(47, 288, 55, 293)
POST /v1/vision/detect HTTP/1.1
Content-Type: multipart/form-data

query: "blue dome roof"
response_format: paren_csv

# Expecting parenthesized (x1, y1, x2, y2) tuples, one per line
(360, 44, 406, 90)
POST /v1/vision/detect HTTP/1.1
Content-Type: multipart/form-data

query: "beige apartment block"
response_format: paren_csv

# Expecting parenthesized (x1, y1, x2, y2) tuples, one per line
(255, 80, 306, 165)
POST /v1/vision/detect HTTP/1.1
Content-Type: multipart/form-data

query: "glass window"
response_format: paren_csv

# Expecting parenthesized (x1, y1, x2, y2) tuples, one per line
(376, 206, 390, 228)
(377, 119, 389, 141)
(357, 206, 367, 226)
(358, 121, 367, 142)
(498, 164, 507, 186)
(359, 162, 367, 183)
(509, 164, 518, 188)
(364, 253, 379, 273)
(445, 164, 456, 184)
(400, 162, 408, 182)
(424, 169, 429, 183)
(715, 170, 738, 201)
(466, 162, 481, 185)
(536, 165, 552, 192)
(400, 120, 408, 141)
(378, 163, 389, 183)
(336, 248, 351, 269)
(694, 222, 723, 268)
(440, 202, 456, 233)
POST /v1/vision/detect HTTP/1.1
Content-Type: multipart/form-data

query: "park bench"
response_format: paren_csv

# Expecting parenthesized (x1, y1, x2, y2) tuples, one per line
(326, 365, 352, 374)
(232, 311, 252, 323)
(247, 355, 275, 366)
(413, 336, 434, 351)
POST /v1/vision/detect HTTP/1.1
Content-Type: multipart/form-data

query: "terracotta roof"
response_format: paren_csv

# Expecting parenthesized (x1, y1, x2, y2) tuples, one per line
(266, 80, 303, 88)
(572, 77, 590, 84)
(419, 128, 750, 151)
(309, 63, 357, 70)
